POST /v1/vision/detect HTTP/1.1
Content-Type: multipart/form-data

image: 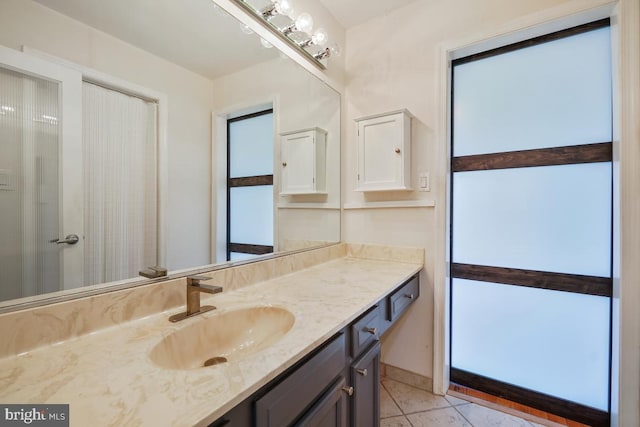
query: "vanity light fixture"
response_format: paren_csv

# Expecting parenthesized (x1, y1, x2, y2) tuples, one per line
(298, 28, 327, 48)
(313, 43, 341, 60)
(234, 0, 340, 67)
(261, 0, 293, 20)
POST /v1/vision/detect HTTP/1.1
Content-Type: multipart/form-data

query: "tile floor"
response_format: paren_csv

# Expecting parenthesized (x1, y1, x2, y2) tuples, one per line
(381, 378, 545, 427)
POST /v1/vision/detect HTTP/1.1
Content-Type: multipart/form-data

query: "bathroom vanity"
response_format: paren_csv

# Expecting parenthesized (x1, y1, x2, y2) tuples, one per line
(213, 274, 419, 426)
(0, 244, 422, 427)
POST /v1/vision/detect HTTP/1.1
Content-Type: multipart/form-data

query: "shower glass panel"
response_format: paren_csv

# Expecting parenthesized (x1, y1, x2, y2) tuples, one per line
(0, 67, 60, 300)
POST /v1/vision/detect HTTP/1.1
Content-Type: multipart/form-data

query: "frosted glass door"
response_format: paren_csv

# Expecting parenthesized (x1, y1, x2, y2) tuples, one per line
(0, 46, 82, 301)
(227, 110, 274, 260)
(450, 20, 612, 425)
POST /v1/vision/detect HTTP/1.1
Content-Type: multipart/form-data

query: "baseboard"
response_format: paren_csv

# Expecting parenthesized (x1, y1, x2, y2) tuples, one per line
(381, 363, 433, 392)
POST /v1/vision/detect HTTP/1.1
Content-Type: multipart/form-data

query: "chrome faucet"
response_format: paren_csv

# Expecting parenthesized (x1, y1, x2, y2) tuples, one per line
(169, 275, 223, 322)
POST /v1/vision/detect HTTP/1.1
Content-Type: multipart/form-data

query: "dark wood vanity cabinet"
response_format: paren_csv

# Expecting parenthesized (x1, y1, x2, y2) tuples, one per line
(255, 334, 347, 427)
(210, 274, 419, 427)
(350, 342, 380, 427)
(294, 376, 349, 426)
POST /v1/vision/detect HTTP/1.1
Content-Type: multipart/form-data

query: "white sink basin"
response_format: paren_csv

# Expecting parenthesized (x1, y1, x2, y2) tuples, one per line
(149, 306, 295, 370)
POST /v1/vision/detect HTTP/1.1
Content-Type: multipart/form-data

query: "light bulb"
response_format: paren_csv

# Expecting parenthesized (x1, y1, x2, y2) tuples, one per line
(260, 38, 273, 49)
(329, 43, 341, 57)
(240, 24, 253, 35)
(275, 0, 293, 16)
(311, 28, 328, 46)
(294, 12, 313, 33)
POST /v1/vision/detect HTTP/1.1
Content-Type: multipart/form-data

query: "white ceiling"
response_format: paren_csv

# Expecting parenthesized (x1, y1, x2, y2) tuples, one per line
(318, 0, 419, 29)
(33, 0, 279, 79)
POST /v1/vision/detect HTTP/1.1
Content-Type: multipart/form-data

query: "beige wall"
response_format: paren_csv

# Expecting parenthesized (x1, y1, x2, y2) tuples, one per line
(0, 0, 215, 272)
(342, 0, 611, 380)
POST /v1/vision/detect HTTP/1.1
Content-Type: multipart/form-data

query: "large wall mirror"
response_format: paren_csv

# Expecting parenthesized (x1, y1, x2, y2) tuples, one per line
(0, 0, 340, 309)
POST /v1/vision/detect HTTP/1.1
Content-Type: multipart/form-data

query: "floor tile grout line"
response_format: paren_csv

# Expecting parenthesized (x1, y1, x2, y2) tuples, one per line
(381, 380, 408, 419)
(452, 402, 476, 427)
(401, 406, 460, 416)
(404, 414, 415, 427)
(383, 376, 548, 426)
(380, 380, 416, 427)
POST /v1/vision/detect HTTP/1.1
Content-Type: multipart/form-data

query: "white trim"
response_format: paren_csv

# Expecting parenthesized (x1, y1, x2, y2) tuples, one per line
(277, 203, 340, 210)
(353, 108, 415, 123)
(343, 200, 434, 210)
(21, 46, 170, 269)
(433, 0, 618, 403)
(613, 1, 640, 425)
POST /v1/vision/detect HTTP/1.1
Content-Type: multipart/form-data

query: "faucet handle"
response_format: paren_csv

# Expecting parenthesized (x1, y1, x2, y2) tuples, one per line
(139, 266, 168, 279)
(186, 275, 223, 294)
(187, 275, 212, 286)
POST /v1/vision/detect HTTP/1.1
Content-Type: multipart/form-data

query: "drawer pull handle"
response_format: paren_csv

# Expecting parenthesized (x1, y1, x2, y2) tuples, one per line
(364, 327, 378, 335)
(405, 293, 415, 300)
(341, 386, 354, 396)
(357, 368, 368, 376)
(282, 162, 287, 167)
(395, 147, 401, 154)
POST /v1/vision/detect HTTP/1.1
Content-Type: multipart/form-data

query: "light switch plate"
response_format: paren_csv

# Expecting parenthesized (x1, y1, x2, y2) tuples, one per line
(418, 172, 430, 192)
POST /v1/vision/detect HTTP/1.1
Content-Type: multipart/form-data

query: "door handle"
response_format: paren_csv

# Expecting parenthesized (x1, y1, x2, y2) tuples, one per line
(357, 368, 368, 376)
(49, 234, 79, 245)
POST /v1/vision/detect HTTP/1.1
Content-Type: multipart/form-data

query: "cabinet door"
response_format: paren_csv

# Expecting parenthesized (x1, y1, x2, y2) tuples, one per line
(294, 376, 348, 427)
(351, 342, 381, 427)
(208, 398, 251, 427)
(356, 112, 410, 191)
(281, 130, 316, 194)
(255, 333, 346, 427)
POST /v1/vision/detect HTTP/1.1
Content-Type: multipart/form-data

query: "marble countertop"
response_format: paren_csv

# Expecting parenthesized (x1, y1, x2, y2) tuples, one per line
(0, 255, 422, 427)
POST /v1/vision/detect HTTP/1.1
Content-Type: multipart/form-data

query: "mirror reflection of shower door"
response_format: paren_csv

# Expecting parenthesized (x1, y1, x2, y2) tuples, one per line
(0, 46, 83, 300)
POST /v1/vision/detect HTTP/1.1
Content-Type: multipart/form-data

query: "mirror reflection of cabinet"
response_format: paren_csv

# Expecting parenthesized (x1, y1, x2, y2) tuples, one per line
(355, 110, 413, 192)
(280, 128, 327, 195)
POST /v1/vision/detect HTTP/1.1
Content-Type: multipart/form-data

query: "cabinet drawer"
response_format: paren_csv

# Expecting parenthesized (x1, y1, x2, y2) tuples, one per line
(255, 333, 346, 427)
(350, 306, 381, 358)
(387, 275, 419, 322)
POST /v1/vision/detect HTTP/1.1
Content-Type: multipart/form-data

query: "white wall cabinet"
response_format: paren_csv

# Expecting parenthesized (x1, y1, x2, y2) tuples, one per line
(280, 128, 327, 195)
(355, 110, 412, 192)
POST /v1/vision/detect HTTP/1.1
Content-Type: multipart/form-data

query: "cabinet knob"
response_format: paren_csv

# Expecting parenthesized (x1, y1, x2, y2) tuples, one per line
(405, 294, 415, 300)
(282, 162, 287, 167)
(357, 368, 368, 376)
(394, 147, 401, 154)
(364, 327, 378, 335)
(341, 386, 354, 396)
